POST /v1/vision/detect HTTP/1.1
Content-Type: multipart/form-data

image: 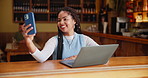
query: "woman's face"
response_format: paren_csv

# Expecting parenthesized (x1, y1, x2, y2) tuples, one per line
(57, 11, 76, 35)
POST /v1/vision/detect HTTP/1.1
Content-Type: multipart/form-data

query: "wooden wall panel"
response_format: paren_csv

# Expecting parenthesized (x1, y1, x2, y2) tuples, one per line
(89, 36, 100, 44)
(0, 32, 14, 51)
(135, 44, 147, 56)
(100, 38, 117, 44)
(35, 32, 57, 44)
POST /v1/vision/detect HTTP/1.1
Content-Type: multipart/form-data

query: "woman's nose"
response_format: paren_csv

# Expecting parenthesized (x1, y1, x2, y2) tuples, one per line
(59, 19, 64, 25)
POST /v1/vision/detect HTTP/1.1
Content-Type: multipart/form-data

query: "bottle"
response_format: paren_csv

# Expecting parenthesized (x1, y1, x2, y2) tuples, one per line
(143, 0, 147, 11)
(92, 15, 96, 22)
(88, 15, 90, 22)
(15, 17, 18, 22)
(12, 37, 17, 49)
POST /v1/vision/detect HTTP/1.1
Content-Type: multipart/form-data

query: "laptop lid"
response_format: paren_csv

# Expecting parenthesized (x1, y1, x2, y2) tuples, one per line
(60, 44, 119, 68)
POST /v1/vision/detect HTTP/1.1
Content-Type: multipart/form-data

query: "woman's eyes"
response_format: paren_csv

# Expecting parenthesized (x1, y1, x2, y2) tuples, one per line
(57, 20, 61, 22)
(57, 18, 68, 22)
(64, 18, 67, 21)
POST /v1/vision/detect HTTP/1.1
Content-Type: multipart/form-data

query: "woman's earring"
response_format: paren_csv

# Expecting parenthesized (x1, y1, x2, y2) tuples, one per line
(74, 25, 76, 29)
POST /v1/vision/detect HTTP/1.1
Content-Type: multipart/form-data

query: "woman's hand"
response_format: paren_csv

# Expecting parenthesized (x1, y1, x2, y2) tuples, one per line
(21, 24, 37, 53)
(21, 24, 35, 41)
(64, 55, 77, 60)
(104, 60, 109, 65)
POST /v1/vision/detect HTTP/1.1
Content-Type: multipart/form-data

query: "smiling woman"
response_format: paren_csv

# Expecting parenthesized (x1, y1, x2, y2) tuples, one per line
(57, 12, 76, 35)
(56, 7, 82, 59)
(21, 7, 99, 63)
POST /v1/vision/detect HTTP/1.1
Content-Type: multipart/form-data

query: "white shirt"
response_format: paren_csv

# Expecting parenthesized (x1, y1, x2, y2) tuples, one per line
(31, 34, 99, 63)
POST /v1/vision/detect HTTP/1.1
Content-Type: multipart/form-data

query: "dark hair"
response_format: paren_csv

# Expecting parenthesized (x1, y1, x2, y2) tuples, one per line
(19, 23, 24, 25)
(57, 7, 82, 59)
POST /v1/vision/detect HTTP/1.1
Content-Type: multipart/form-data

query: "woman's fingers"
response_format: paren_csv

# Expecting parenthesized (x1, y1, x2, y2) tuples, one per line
(104, 61, 109, 65)
(24, 24, 31, 30)
(21, 24, 32, 35)
(25, 27, 33, 34)
(64, 55, 77, 60)
(21, 24, 35, 41)
(21, 24, 25, 31)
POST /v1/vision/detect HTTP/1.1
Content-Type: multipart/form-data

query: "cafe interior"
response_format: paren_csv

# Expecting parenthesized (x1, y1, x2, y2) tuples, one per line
(0, 0, 148, 78)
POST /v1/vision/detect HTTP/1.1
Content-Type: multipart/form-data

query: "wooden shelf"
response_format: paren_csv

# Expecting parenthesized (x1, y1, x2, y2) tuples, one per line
(14, 11, 29, 13)
(13, 0, 99, 23)
(32, 4, 48, 6)
(126, 0, 148, 22)
(32, 12, 49, 14)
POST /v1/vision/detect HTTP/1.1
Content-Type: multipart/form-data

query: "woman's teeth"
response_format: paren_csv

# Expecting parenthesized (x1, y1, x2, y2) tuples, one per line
(61, 26, 65, 28)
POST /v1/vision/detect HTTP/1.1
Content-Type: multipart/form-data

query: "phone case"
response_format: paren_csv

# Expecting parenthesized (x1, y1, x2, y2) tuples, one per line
(24, 12, 36, 35)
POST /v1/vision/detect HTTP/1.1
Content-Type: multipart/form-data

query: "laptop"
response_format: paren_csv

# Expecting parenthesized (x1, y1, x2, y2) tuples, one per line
(60, 44, 119, 68)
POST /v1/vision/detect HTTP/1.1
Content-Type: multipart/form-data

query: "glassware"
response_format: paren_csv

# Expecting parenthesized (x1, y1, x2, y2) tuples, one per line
(12, 37, 18, 49)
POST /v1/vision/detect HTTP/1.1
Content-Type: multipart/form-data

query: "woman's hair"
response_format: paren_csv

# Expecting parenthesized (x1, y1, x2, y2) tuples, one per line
(19, 23, 24, 25)
(57, 7, 82, 59)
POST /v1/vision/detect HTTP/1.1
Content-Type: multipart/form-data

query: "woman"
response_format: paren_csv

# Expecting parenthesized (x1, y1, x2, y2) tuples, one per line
(22, 7, 99, 63)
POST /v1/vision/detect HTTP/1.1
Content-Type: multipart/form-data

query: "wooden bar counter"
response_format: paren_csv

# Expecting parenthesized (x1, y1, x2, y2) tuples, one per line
(0, 56, 148, 78)
(83, 31, 148, 56)
(83, 31, 148, 44)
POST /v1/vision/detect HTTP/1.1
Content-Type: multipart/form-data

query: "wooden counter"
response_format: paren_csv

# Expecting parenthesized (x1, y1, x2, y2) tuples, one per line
(0, 56, 148, 78)
(83, 31, 148, 56)
(83, 31, 148, 44)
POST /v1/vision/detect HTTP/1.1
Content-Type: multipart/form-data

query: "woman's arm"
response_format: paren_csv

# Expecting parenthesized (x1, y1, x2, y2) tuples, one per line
(83, 35, 99, 46)
(22, 24, 57, 63)
(31, 37, 57, 63)
(21, 24, 37, 53)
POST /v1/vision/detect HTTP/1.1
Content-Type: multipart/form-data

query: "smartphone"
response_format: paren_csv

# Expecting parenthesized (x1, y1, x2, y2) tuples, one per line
(24, 12, 36, 35)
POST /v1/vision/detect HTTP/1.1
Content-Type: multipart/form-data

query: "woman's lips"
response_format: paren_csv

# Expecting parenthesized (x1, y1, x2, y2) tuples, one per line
(60, 25, 66, 29)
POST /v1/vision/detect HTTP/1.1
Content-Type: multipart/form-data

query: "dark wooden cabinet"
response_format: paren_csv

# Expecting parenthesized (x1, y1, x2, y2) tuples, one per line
(13, 0, 99, 23)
